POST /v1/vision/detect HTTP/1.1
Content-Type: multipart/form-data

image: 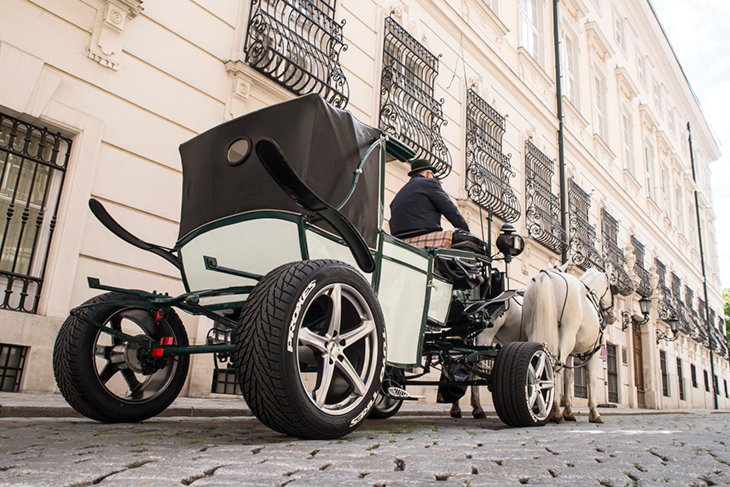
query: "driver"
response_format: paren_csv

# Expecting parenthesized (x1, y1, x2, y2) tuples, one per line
(389, 159, 470, 247)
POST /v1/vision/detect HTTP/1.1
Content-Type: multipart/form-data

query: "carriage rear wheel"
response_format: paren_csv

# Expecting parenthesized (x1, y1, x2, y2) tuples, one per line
(53, 292, 189, 423)
(233, 260, 386, 439)
(492, 342, 554, 427)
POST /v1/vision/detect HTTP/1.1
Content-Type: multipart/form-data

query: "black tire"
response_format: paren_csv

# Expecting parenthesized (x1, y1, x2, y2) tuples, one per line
(492, 342, 554, 427)
(368, 393, 404, 420)
(53, 292, 189, 423)
(233, 260, 386, 439)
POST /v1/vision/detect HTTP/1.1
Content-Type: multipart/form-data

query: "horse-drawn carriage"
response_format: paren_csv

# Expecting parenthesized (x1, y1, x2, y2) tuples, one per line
(53, 95, 556, 439)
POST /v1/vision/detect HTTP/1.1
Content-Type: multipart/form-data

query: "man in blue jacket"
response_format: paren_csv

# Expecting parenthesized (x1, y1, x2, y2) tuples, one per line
(389, 159, 470, 239)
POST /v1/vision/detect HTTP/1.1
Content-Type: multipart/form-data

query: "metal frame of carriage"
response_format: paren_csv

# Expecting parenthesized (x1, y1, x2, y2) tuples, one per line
(52, 95, 555, 439)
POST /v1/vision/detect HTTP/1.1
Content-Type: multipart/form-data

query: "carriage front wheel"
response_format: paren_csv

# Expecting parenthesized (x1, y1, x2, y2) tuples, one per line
(233, 260, 386, 439)
(492, 342, 554, 427)
(53, 292, 190, 423)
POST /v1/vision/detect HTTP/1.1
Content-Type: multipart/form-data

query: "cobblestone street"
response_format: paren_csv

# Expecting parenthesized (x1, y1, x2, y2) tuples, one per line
(1, 412, 730, 486)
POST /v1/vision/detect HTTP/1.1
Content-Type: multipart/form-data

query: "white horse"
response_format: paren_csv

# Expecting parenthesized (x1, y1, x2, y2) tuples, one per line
(522, 266, 616, 423)
(450, 293, 523, 418)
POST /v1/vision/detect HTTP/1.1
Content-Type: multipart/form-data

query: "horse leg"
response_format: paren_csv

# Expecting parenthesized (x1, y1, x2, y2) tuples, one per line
(450, 400, 462, 418)
(551, 333, 577, 423)
(550, 368, 564, 423)
(562, 362, 576, 421)
(471, 384, 486, 419)
(586, 354, 603, 424)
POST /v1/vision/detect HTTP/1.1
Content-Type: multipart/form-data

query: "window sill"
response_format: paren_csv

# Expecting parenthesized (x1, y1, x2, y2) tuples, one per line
(563, 96, 589, 132)
(623, 168, 641, 191)
(593, 133, 616, 162)
(472, 1, 509, 38)
(517, 47, 554, 94)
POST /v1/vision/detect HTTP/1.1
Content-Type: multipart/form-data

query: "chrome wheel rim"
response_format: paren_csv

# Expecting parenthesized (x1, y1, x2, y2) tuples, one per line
(295, 282, 378, 416)
(525, 348, 554, 423)
(92, 308, 178, 404)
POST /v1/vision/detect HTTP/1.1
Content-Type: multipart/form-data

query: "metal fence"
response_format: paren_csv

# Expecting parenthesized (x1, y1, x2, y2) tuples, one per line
(244, 0, 349, 108)
(379, 16, 451, 178)
(0, 344, 28, 392)
(601, 209, 633, 296)
(631, 236, 652, 298)
(568, 179, 603, 270)
(0, 114, 70, 314)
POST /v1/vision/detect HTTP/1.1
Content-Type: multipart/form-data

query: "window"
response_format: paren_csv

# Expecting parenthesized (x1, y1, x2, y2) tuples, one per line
(691, 364, 698, 388)
(677, 358, 685, 401)
(660, 351, 669, 397)
(521, 0, 542, 62)
(636, 49, 646, 85)
(484, 0, 499, 13)
(714, 375, 720, 396)
(607, 344, 619, 403)
(244, 0, 350, 107)
(465, 89, 520, 223)
(592, 72, 607, 140)
(602, 209, 632, 295)
(0, 114, 71, 314)
(621, 106, 634, 174)
(704, 369, 710, 392)
(614, 11, 625, 50)
(661, 166, 672, 221)
(653, 79, 663, 117)
(562, 31, 579, 107)
(668, 106, 677, 137)
(689, 201, 697, 244)
(725, 379, 728, 398)
(645, 140, 655, 199)
(525, 141, 568, 255)
(631, 236, 652, 298)
(0, 344, 28, 392)
(593, 0, 601, 14)
(380, 17, 451, 178)
(211, 365, 240, 395)
(574, 358, 588, 398)
(675, 184, 684, 233)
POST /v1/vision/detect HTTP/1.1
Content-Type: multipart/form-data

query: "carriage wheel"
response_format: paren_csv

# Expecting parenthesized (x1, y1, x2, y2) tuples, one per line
(233, 260, 386, 439)
(53, 292, 189, 423)
(492, 342, 554, 427)
(368, 393, 404, 420)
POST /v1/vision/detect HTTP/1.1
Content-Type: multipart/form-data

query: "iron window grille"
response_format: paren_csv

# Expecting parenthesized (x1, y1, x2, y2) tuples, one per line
(691, 363, 698, 388)
(714, 375, 719, 396)
(725, 379, 728, 399)
(670, 273, 691, 335)
(677, 357, 684, 401)
(660, 350, 669, 397)
(696, 298, 710, 346)
(574, 357, 588, 398)
(244, 0, 350, 108)
(704, 369, 709, 392)
(568, 179, 603, 270)
(683, 286, 697, 337)
(379, 16, 451, 178)
(0, 114, 70, 314)
(631, 236, 652, 298)
(601, 209, 633, 296)
(655, 258, 678, 326)
(607, 343, 619, 403)
(0, 344, 28, 392)
(211, 365, 240, 395)
(464, 89, 520, 222)
(524, 141, 567, 254)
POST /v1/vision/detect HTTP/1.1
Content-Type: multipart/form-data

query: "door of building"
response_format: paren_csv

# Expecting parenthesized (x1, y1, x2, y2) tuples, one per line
(633, 323, 646, 408)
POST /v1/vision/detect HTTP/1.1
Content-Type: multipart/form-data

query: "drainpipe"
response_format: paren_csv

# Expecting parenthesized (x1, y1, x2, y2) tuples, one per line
(553, 0, 568, 264)
(687, 121, 718, 410)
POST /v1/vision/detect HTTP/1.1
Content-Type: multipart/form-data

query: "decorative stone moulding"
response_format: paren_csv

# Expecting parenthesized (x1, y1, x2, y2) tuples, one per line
(87, 0, 143, 70)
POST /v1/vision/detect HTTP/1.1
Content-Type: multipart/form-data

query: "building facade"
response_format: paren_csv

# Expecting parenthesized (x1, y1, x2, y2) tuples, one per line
(0, 0, 728, 410)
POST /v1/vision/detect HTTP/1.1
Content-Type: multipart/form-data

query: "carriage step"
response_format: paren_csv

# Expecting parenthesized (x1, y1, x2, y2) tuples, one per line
(387, 387, 423, 401)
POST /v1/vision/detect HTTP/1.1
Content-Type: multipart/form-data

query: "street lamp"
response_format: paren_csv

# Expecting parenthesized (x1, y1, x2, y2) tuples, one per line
(656, 315, 679, 344)
(621, 296, 652, 331)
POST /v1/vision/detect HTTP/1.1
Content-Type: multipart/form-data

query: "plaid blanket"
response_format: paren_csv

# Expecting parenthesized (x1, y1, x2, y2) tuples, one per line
(402, 230, 453, 249)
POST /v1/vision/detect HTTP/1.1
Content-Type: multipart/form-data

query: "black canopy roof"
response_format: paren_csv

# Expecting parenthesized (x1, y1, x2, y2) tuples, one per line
(178, 94, 382, 247)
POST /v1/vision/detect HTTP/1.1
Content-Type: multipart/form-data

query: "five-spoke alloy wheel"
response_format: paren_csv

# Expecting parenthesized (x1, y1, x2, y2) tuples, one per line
(492, 341, 555, 427)
(234, 260, 386, 439)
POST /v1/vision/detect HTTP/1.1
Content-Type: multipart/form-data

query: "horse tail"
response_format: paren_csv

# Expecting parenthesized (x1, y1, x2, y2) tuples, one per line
(523, 272, 559, 356)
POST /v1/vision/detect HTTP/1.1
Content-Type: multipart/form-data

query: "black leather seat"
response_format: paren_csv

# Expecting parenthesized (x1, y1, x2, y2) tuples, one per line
(450, 229, 487, 255)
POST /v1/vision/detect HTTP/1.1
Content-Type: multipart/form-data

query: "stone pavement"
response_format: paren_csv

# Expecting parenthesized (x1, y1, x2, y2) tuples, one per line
(2, 411, 730, 486)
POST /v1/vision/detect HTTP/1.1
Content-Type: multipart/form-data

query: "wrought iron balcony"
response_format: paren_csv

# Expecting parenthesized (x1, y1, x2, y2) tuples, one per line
(569, 179, 603, 270)
(244, 0, 350, 108)
(630, 237, 653, 298)
(524, 141, 567, 255)
(601, 209, 633, 296)
(379, 17, 451, 178)
(465, 89, 520, 222)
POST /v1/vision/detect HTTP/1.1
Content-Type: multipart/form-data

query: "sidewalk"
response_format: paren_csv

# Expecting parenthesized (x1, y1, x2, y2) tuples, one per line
(1, 392, 727, 419)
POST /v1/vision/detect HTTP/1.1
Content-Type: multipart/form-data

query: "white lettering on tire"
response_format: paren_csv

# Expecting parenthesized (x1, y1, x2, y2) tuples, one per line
(286, 280, 317, 353)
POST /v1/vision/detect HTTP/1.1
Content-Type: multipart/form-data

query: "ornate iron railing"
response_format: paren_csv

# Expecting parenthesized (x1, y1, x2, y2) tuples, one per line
(244, 0, 349, 108)
(525, 141, 567, 254)
(631, 236, 652, 298)
(601, 209, 633, 295)
(569, 179, 603, 270)
(0, 113, 70, 313)
(695, 298, 709, 345)
(654, 258, 679, 325)
(465, 89, 520, 222)
(379, 16, 451, 178)
(681, 286, 696, 336)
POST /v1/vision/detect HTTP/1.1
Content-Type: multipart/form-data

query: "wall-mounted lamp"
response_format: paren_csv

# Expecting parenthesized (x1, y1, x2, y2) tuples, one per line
(621, 296, 652, 331)
(656, 316, 679, 344)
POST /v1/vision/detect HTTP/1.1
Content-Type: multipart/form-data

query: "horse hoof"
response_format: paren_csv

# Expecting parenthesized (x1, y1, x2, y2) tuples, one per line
(473, 411, 486, 420)
(551, 413, 565, 424)
(589, 416, 604, 424)
(563, 413, 577, 422)
(451, 411, 462, 419)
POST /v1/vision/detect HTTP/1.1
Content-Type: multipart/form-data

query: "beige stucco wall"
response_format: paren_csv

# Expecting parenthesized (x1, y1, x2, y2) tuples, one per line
(0, 0, 726, 410)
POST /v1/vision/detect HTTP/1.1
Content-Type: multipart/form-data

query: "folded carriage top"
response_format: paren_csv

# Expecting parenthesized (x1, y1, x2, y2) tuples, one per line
(177, 94, 382, 248)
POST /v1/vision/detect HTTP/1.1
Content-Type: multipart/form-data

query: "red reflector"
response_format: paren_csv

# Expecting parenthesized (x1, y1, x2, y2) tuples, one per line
(161, 336, 173, 346)
(152, 348, 163, 357)
(155, 310, 163, 324)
